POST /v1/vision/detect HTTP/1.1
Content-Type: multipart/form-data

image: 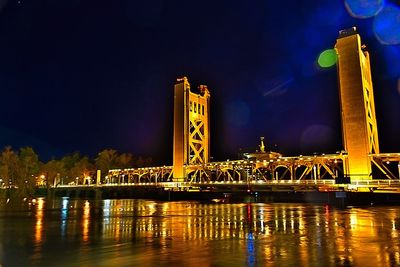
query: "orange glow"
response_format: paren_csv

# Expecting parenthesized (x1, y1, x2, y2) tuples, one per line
(86, 200, 400, 266)
(35, 198, 44, 244)
(173, 77, 210, 181)
(82, 201, 90, 242)
(335, 30, 379, 180)
(31, 198, 45, 262)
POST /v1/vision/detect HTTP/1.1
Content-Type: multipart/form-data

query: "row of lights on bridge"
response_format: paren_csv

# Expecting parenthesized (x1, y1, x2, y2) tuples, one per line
(109, 157, 345, 174)
(109, 153, 400, 174)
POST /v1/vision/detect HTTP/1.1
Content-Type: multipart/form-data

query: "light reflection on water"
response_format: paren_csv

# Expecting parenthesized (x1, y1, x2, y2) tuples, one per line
(60, 197, 68, 238)
(0, 199, 400, 266)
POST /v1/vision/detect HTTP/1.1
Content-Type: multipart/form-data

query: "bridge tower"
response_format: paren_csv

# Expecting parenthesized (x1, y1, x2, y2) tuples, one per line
(335, 27, 379, 180)
(173, 77, 210, 182)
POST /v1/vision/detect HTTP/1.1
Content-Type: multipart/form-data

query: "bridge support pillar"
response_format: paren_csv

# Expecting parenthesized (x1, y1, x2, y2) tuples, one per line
(173, 77, 210, 182)
(96, 170, 101, 185)
(95, 188, 102, 200)
(335, 27, 379, 181)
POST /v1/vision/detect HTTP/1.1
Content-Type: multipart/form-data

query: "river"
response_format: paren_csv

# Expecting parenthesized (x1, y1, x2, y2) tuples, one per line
(0, 198, 399, 266)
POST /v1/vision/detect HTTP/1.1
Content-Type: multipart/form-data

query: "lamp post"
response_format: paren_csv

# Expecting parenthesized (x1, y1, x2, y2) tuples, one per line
(398, 163, 400, 179)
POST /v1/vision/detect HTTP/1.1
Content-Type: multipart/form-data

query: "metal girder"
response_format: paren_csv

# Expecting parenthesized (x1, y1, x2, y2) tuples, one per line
(320, 162, 337, 179)
(107, 153, 345, 185)
(189, 120, 206, 164)
(371, 158, 397, 180)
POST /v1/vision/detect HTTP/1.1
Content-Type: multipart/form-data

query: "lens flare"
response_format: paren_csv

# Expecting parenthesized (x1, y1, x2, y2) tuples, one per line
(345, 0, 384, 18)
(373, 3, 400, 45)
(318, 49, 337, 68)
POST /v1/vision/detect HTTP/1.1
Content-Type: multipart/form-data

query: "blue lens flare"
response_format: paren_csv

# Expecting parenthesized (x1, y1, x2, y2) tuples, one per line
(345, 0, 384, 18)
(373, 3, 400, 45)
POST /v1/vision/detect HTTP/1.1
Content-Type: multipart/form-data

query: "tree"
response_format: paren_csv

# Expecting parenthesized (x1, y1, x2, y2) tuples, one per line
(69, 156, 95, 184)
(135, 156, 153, 167)
(62, 152, 81, 172)
(116, 153, 134, 169)
(0, 146, 19, 188)
(0, 146, 40, 197)
(19, 147, 40, 179)
(143, 157, 153, 167)
(95, 149, 119, 178)
(61, 152, 82, 184)
(18, 147, 40, 195)
(41, 159, 65, 187)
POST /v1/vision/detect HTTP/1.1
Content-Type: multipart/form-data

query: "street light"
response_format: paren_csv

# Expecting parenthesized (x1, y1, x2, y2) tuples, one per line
(398, 163, 400, 179)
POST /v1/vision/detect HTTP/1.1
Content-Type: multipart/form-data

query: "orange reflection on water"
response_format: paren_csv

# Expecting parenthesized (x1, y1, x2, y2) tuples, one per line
(93, 200, 400, 266)
(82, 201, 90, 242)
(343, 208, 400, 266)
(31, 198, 45, 262)
(35, 198, 44, 244)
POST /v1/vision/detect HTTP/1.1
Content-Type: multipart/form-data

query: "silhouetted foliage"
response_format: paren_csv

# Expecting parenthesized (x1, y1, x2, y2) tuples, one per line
(0, 146, 153, 196)
(0, 146, 40, 197)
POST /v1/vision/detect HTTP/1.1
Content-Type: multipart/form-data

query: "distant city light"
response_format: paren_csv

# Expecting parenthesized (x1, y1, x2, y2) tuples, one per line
(344, 0, 384, 18)
(373, 3, 400, 45)
(317, 49, 337, 68)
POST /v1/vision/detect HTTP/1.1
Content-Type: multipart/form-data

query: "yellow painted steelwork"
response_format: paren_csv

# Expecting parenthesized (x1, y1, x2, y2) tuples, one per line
(335, 27, 379, 180)
(173, 77, 210, 182)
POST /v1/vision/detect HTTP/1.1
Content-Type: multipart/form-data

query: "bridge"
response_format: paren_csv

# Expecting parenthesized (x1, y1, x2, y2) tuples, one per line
(56, 28, 400, 199)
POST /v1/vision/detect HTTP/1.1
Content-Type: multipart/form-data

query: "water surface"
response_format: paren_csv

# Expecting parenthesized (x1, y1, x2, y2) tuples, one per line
(0, 198, 400, 266)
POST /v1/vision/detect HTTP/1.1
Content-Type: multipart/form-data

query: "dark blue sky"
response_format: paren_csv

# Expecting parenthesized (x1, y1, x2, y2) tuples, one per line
(0, 0, 399, 164)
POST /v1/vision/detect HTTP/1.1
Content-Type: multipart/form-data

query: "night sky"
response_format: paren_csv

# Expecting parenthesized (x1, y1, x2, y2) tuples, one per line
(0, 0, 399, 165)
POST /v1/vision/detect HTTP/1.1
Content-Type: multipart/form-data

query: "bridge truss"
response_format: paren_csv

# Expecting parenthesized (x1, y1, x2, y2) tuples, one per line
(107, 153, 347, 183)
(104, 153, 400, 192)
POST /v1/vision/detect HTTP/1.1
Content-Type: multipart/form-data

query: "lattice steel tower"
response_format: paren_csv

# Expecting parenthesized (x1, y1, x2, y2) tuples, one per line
(173, 77, 210, 182)
(335, 27, 379, 180)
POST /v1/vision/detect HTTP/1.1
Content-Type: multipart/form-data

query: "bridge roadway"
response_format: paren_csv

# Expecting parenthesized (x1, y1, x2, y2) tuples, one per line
(56, 179, 400, 193)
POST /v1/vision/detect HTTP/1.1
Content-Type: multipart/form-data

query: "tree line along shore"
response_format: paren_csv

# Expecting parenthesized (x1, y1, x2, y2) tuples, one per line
(0, 146, 153, 198)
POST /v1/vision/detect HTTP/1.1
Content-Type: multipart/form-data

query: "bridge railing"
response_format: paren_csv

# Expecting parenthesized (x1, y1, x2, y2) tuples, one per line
(55, 178, 400, 189)
(349, 180, 400, 187)
(56, 179, 337, 188)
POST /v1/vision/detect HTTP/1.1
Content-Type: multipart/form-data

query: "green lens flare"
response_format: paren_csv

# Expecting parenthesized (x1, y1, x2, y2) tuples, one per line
(318, 49, 337, 68)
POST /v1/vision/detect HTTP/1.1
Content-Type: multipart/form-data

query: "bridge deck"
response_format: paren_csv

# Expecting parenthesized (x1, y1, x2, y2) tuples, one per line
(56, 179, 400, 193)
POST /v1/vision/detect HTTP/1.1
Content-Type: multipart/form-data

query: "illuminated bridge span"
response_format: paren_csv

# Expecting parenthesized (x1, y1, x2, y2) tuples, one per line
(102, 152, 400, 192)
(58, 28, 400, 195)
(106, 154, 348, 185)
